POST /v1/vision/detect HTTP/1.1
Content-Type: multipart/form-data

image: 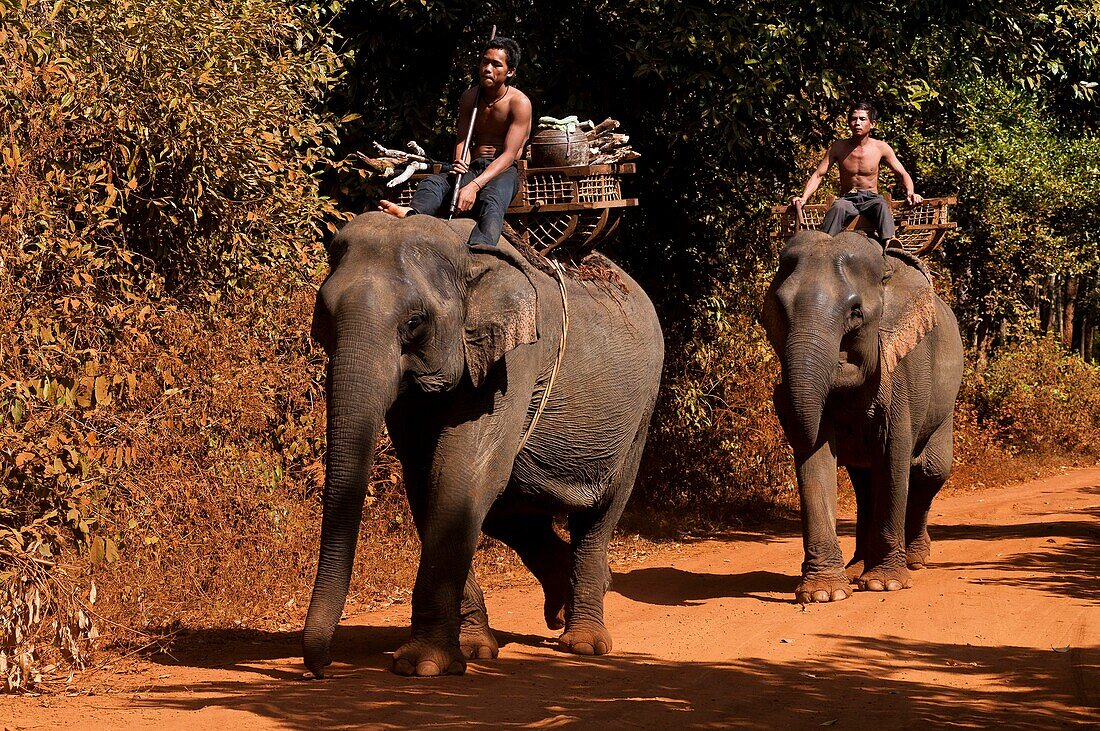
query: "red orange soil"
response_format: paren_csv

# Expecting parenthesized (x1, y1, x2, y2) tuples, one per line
(4, 468, 1099, 729)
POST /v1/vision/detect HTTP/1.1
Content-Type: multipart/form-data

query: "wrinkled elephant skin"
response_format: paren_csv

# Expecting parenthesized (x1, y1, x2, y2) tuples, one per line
(303, 213, 664, 677)
(761, 231, 964, 603)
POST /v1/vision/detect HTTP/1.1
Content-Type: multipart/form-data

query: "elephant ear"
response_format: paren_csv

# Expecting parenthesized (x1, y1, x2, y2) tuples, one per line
(759, 278, 785, 354)
(879, 249, 938, 373)
(310, 288, 335, 354)
(462, 240, 540, 388)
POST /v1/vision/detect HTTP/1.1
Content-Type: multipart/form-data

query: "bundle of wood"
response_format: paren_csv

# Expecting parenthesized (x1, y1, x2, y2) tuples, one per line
(358, 141, 441, 187)
(585, 118, 639, 165)
(534, 116, 641, 165)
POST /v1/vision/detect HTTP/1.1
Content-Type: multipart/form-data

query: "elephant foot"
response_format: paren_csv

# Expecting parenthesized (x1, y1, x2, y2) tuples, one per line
(392, 638, 466, 677)
(857, 563, 912, 592)
(795, 572, 852, 604)
(844, 558, 865, 584)
(459, 610, 499, 661)
(559, 621, 612, 656)
(906, 532, 932, 570)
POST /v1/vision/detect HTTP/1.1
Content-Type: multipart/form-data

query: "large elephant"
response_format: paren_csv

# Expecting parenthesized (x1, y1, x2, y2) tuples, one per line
(303, 212, 663, 677)
(761, 231, 963, 604)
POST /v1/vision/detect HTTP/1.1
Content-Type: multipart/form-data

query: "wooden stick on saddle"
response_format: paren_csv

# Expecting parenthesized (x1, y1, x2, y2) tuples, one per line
(449, 25, 497, 219)
(792, 199, 805, 233)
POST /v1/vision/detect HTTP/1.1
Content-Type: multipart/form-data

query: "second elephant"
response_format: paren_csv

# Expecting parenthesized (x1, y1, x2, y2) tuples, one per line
(761, 231, 964, 603)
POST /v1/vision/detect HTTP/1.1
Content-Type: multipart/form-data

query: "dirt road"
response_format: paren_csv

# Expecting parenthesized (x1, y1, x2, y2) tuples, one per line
(5, 468, 1099, 729)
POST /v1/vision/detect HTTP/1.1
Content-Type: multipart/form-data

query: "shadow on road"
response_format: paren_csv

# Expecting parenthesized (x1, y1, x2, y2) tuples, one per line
(144, 624, 550, 681)
(927, 499, 1100, 604)
(611, 567, 794, 606)
(132, 632, 1099, 729)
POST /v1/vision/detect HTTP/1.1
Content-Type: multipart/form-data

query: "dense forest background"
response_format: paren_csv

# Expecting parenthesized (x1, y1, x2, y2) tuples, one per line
(2, 0, 1099, 691)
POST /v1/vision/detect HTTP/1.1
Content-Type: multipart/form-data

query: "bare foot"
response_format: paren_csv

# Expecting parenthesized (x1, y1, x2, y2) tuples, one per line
(857, 564, 912, 592)
(378, 200, 413, 218)
(459, 610, 499, 661)
(392, 638, 466, 677)
(559, 621, 612, 656)
(796, 571, 852, 603)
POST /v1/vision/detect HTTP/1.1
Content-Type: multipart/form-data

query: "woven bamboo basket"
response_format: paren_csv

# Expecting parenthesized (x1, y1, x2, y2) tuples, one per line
(395, 160, 638, 256)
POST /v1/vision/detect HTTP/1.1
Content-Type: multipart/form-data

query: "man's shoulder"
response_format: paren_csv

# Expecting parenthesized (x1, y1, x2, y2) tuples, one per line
(509, 87, 532, 108)
(829, 138, 854, 156)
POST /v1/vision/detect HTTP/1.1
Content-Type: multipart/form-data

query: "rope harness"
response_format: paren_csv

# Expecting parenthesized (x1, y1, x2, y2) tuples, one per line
(516, 259, 570, 454)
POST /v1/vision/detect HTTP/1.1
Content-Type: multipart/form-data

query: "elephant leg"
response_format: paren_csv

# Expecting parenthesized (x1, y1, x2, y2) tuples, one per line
(845, 466, 874, 583)
(858, 434, 914, 593)
(559, 415, 650, 655)
(560, 491, 628, 656)
(392, 482, 497, 677)
(483, 508, 572, 630)
(794, 438, 850, 603)
(457, 570, 499, 660)
(388, 399, 498, 665)
(391, 368, 536, 677)
(404, 461, 499, 662)
(906, 420, 953, 569)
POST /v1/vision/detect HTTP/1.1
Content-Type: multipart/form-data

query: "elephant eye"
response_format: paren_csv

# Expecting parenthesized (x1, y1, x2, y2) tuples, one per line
(405, 312, 427, 331)
(849, 306, 863, 322)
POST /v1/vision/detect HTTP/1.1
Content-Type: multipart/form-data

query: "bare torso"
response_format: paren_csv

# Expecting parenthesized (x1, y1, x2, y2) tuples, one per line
(463, 84, 532, 161)
(833, 138, 890, 193)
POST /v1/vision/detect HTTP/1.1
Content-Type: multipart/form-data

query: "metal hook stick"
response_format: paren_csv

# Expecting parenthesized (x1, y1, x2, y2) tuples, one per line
(449, 25, 497, 219)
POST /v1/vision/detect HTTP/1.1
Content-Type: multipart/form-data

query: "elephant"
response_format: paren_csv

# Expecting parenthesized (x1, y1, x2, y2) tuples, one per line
(302, 212, 663, 677)
(761, 230, 963, 604)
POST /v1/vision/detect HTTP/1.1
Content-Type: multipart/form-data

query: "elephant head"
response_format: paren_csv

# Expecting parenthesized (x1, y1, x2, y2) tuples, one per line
(760, 231, 937, 451)
(302, 212, 539, 677)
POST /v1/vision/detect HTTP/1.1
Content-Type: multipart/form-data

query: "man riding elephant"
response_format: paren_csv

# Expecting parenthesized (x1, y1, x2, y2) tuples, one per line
(378, 37, 532, 248)
(792, 102, 924, 248)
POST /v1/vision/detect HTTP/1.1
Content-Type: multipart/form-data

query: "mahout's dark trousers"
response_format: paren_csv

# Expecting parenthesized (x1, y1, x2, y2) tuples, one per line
(821, 190, 896, 240)
(409, 157, 520, 247)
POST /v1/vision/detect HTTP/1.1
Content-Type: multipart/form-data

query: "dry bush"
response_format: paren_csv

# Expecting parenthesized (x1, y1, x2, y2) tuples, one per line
(0, 0, 345, 691)
(959, 335, 1100, 459)
(632, 291, 797, 532)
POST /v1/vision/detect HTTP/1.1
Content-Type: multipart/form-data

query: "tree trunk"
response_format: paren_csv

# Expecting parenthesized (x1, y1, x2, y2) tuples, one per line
(1039, 275, 1055, 333)
(1063, 275, 1079, 350)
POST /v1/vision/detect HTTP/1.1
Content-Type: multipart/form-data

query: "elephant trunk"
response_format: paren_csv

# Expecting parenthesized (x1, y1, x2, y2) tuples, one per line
(783, 329, 842, 451)
(303, 333, 399, 678)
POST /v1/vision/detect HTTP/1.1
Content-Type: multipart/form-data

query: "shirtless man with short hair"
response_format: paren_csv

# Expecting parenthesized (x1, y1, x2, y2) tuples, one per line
(793, 102, 923, 247)
(379, 37, 533, 248)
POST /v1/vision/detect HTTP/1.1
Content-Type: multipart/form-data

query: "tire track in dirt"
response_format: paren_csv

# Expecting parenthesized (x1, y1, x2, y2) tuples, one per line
(4, 467, 1099, 729)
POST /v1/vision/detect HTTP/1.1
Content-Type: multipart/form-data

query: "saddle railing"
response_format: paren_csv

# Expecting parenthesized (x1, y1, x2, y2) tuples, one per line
(396, 160, 639, 256)
(770, 195, 957, 256)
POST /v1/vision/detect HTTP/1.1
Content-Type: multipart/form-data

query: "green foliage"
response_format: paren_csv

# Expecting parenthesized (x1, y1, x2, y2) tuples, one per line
(908, 78, 1100, 348)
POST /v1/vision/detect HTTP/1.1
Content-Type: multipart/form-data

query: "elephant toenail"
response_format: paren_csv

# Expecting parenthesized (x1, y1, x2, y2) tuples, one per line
(415, 660, 442, 676)
(572, 642, 595, 655)
(812, 590, 830, 602)
(393, 659, 415, 676)
(866, 579, 884, 591)
(831, 589, 848, 601)
(887, 580, 901, 591)
(475, 646, 493, 660)
(595, 642, 609, 654)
